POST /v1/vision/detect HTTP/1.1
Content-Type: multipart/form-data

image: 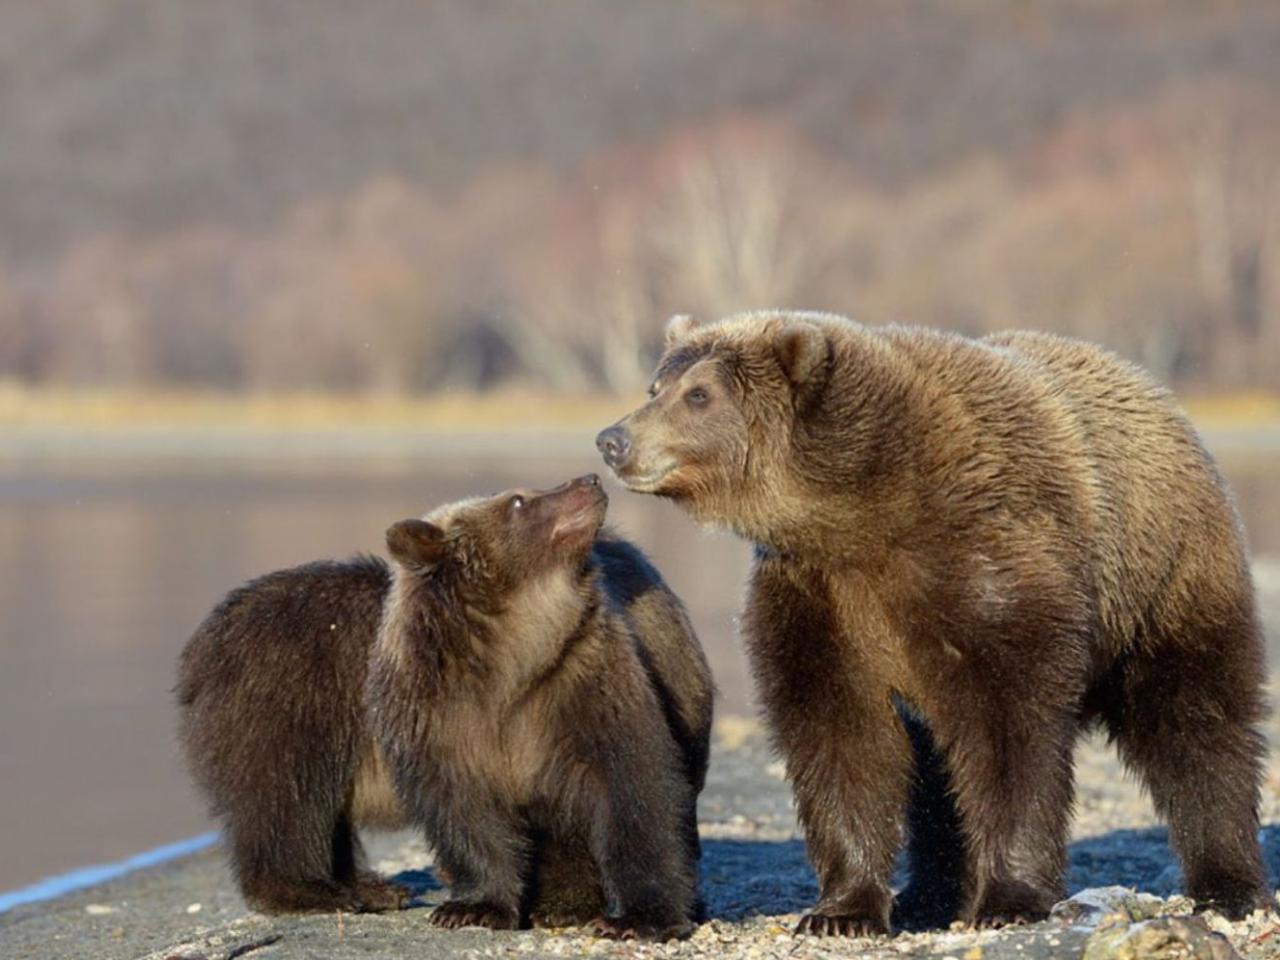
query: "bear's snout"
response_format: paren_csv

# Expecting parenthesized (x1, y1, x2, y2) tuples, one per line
(595, 425, 631, 469)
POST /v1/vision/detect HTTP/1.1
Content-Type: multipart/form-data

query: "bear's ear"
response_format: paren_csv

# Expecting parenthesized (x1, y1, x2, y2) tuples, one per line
(386, 519, 447, 568)
(664, 314, 699, 347)
(775, 320, 829, 387)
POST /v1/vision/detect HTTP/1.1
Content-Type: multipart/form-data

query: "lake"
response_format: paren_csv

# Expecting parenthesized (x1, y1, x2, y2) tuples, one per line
(1, 435, 1277, 893)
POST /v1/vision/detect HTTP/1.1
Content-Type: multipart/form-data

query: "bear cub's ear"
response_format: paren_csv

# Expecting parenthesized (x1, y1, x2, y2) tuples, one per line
(665, 314, 699, 347)
(386, 519, 447, 568)
(775, 320, 829, 387)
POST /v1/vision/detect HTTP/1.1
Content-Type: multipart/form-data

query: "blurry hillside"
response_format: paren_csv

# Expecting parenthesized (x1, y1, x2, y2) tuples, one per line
(1, 0, 1279, 396)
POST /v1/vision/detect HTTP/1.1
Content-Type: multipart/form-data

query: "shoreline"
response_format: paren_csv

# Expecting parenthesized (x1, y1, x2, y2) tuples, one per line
(0, 834, 218, 916)
(1, 422, 1279, 463)
(1, 384, 1278, 462)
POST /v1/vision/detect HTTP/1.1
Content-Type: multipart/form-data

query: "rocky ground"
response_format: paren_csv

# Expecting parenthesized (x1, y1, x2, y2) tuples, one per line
(4, 566, 1280, 960)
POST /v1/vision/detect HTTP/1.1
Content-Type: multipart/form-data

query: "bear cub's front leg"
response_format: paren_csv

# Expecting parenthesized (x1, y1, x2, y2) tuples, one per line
(582, 768, 699, 941)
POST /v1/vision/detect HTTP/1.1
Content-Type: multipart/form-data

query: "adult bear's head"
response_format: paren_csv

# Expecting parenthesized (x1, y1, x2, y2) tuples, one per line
(596, 311, 836, 534)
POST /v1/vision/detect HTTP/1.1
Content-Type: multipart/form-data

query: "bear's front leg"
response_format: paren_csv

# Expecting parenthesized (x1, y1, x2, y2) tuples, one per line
(420, 786, 527, 931)
(528, 836, 605, 928)
(580, 754, 698, 940)
(744, 555, 911, 937)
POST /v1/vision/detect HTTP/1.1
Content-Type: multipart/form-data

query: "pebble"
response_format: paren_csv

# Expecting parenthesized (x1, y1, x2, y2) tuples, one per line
(84, 903, 115, 915)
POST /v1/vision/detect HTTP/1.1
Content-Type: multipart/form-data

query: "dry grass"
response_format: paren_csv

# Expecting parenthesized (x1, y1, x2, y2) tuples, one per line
(0, 383, 634, 433)
(1181, 392, 1280, 427)
(1, 383, 1277, 434)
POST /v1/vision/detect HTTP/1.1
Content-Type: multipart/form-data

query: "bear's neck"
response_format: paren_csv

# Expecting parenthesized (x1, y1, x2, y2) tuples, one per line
(380, 563, 598, 703)
(476, 565, 598, 698)
(723, 329, 933, 562)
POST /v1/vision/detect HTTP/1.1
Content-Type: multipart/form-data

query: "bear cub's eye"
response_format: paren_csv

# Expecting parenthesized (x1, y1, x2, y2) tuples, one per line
(510, 495, 526, 510)
(685, 387, 710, 407)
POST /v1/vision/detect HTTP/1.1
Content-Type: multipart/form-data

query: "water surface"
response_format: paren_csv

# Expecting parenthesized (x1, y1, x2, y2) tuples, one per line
(1, 442, 1276, 892)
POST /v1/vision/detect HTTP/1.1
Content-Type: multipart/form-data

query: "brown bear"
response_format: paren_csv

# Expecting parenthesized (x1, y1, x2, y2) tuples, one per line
(596, 311, 1269, 936)
(176, 554, 414, 913)
(366, 474, 713, 940)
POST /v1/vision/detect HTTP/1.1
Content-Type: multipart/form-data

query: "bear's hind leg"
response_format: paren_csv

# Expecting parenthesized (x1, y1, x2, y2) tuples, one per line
(682, 797, 707, 921)
(1108, 607, 1269, 918)
(232, 808, 361, 913)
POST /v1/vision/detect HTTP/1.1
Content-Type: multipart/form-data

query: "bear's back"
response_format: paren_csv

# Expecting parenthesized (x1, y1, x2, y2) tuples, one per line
(176, 555, 392, 808)
(178, 555, 391, 707)
(979, 330, 1247, 638)
(981, 330, 1235, 545)
(864, 323, 1247, 642)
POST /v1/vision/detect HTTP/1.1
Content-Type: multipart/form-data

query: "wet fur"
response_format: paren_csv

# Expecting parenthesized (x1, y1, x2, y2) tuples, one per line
(176, 556, 411, 913)
(607, 311, 1269, 934)
(368, 519, 713, 939)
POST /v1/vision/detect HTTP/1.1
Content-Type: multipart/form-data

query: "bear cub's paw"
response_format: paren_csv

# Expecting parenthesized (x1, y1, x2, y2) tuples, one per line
(352, 874, 412, 912)
(430, 899, 520, 930)
(244, 878, 366, 915)
(589, 913, 696, 941)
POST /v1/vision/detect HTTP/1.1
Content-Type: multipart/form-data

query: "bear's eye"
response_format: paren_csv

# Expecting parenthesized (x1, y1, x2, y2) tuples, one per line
(685, 386, 710, 407)
(510, 495, 526, 510)
(647, 381, 660, 399)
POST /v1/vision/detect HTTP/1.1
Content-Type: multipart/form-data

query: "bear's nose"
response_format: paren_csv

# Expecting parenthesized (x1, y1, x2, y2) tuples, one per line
(595, 426, 631, 468)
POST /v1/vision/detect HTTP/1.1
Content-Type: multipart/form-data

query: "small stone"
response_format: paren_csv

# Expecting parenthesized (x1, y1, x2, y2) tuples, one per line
(85, 903, 115, 915)
(1203, 912, 1234, 937)
(185, 902, 202, 914)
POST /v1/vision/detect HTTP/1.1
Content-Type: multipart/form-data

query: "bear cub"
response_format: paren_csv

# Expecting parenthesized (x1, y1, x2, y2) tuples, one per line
(368, 473, 713, 940)
(176, 553, 412, 913)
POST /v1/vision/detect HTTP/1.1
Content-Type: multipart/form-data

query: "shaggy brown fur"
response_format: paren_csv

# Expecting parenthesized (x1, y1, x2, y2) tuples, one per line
(598, 311, 1269, 936)
(366, 474, 713, 940)
(176, 555, 414, 913)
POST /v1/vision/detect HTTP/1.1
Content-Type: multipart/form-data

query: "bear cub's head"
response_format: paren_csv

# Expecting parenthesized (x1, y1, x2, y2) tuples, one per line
(385, 473, 607, 596)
